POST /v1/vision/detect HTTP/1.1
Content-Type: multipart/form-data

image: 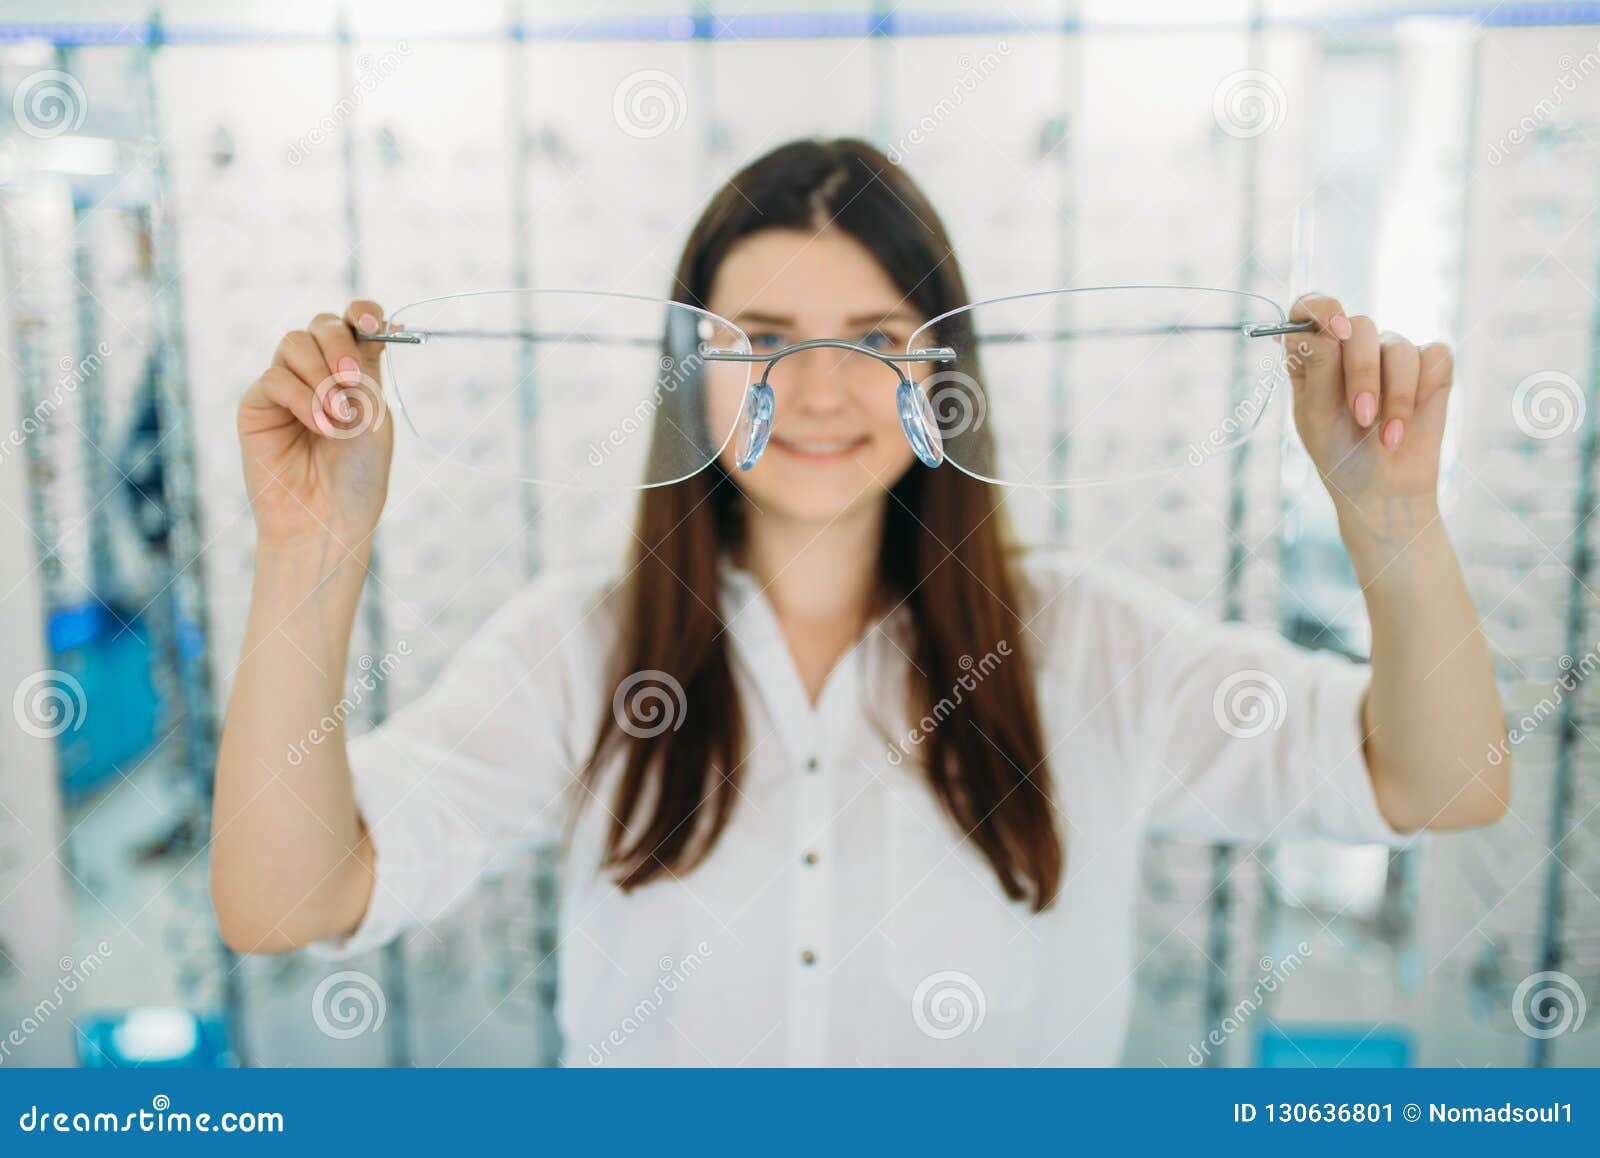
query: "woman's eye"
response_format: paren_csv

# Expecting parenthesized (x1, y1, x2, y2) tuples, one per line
(859, 331, 896, 352)
(750, 332, 786, 352)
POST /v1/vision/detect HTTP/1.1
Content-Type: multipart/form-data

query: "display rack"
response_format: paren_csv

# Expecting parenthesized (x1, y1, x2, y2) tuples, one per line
(2, 2, 1597, 1068)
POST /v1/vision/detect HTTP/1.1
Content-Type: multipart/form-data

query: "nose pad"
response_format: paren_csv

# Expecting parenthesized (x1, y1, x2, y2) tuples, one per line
(735, 381, 776, 470)
(896, 379, 944, 468)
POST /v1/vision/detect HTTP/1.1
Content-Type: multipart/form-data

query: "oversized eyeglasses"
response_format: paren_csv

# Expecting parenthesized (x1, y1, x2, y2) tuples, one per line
(357, 285, 1314, 490)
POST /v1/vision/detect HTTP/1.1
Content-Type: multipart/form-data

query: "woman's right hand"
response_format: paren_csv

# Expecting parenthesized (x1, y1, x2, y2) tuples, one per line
(238, 300, 395, 551)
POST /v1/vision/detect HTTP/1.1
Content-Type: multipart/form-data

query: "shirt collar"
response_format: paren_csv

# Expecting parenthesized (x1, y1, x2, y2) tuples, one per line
(715, 554, 912, 753)
(717, 553, 913, 652)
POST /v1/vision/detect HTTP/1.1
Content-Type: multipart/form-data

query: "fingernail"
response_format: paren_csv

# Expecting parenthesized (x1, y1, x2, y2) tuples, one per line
(1354, 392, 1378, 427)
(337, 354, 360, 382)
(1382, 418, 1404, 451)
(358, 313, 379, 333)
(1329, 314, 1353, 341)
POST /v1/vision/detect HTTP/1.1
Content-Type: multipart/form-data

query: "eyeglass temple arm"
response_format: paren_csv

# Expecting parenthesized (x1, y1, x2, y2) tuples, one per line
(356, 330, 960, 363)
(356, 322, 1312, 347)
(1244, 319, 1319, 337)
(973, 319, 1320, 342)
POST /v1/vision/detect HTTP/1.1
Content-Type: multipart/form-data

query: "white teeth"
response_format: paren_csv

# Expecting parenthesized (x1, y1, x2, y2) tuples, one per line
(784, 438, 859, 454)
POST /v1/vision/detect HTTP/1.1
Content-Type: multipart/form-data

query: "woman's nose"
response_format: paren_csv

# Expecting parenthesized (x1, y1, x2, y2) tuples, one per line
(769, 346, 853, 412)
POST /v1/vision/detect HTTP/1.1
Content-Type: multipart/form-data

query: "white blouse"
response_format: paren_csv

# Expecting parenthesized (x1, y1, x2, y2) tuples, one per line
(305, 551, 1411, 1065)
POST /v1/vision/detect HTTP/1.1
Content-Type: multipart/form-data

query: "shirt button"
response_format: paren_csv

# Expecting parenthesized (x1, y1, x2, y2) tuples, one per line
(799, 949, 817, 966)
(804, 756, 819, 773)
(802, 850, 819, 866)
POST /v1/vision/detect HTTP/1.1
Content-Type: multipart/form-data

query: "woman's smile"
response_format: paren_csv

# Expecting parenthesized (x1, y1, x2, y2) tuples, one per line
(769, 433, 870, 462)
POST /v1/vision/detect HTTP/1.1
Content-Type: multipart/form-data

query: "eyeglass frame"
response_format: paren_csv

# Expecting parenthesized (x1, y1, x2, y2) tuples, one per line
(357, 284, 1318, 481)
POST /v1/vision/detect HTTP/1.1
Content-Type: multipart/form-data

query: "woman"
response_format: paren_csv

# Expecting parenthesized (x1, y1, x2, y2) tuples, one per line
(212, 138, 1508, 1065)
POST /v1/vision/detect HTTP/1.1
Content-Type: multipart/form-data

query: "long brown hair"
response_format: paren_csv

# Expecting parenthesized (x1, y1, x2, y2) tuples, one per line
(582, 137, 1063, 910)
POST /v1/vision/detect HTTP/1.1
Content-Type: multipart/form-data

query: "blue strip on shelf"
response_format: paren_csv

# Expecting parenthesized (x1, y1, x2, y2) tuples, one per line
(1, 5, 1599, 47)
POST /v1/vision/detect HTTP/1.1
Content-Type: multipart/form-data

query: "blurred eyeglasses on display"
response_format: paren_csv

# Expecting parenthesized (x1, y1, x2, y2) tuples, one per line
(357, 285, 1316, 490)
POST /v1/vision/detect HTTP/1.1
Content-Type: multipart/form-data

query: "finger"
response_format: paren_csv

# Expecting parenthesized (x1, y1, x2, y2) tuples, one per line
(1416, 341, 1454, 413)
(308, 311, 363, 380)
(1342, 315, 1382, 430)
(273, 329, 348, 425)
(1378, 332, 1420, 451)
(246, 365, 340, 439)
(1288, 292, 1354, 341)
(1283, 293, 1349, 397)
(343, 300, 388, 378)
(308, 312, 373, 426)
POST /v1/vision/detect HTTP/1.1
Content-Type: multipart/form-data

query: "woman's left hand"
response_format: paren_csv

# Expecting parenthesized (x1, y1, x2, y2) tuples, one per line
(1284, 292, 1454, 547)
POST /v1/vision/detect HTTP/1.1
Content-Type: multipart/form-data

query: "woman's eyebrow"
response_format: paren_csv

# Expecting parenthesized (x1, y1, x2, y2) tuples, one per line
(844, 308, 919, 326)
(730, 307, 920, 326)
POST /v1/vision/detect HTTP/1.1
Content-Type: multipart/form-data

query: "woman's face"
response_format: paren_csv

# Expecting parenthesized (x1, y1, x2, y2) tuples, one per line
(703, 226, 925, 524)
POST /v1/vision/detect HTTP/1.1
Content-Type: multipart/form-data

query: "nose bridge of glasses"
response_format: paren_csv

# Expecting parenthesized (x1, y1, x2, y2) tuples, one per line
(760, 337, 904, 393)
